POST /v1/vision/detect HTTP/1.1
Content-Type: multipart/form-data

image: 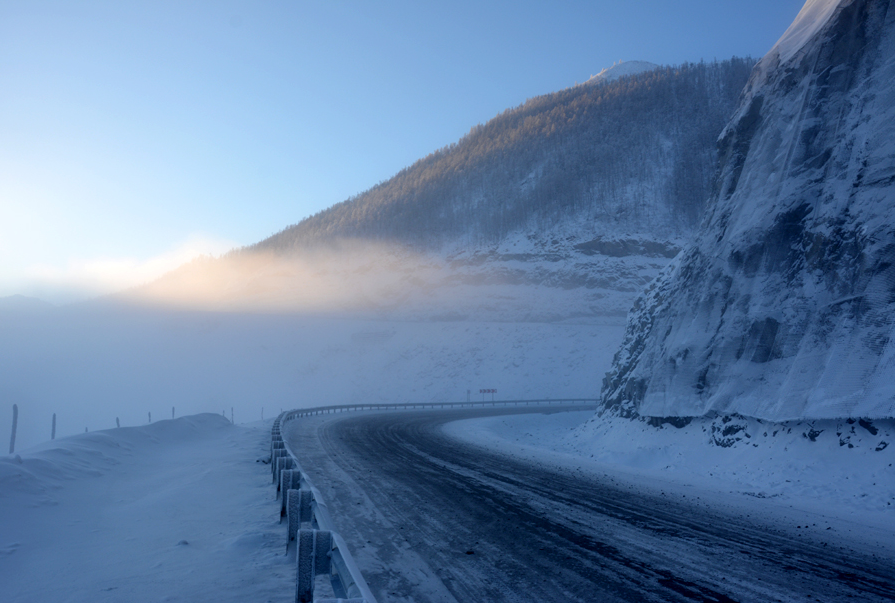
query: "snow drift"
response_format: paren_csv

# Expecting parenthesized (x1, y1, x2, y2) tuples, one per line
(601, 0, 895, 421)
(0, 414, 296, 602)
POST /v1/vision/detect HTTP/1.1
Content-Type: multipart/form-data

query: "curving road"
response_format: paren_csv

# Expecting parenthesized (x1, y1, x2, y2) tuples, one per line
(283, 407, 895, 603)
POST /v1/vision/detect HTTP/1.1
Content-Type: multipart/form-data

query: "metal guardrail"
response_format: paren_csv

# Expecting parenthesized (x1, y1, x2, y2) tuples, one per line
(271, 415, 377, 603)
(281, 398, 598, 422)
(270, 398, 597, 602)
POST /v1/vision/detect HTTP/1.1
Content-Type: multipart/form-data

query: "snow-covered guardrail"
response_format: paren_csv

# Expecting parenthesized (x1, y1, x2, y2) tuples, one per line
(270, 398, 597, 602)
(280, 398, 597, 422)
(271, 416, 377, 603)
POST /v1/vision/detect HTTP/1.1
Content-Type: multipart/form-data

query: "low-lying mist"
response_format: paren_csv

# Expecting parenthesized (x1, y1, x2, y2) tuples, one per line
(119, 241, 436, 314)
(1, 241, 631, 452)
(116, 239, 640, 321)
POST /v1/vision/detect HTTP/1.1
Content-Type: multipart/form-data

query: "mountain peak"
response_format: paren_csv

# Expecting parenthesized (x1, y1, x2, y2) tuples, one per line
(768, 0, 842, 65)
(585, 60, 659, 85)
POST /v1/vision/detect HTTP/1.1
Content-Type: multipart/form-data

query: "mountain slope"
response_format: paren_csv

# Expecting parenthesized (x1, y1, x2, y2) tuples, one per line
(601, 0, 895, 421)
(255, 59, 753, 253)
(133, 60, 754, 322)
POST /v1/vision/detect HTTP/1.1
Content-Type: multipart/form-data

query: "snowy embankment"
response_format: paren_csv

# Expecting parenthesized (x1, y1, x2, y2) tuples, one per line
(0, 414, 292, 603)
(444, 411, 895, 536)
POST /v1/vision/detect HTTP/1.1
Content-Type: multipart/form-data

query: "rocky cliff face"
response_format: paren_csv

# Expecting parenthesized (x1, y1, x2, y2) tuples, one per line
(601, 0, 895, 421)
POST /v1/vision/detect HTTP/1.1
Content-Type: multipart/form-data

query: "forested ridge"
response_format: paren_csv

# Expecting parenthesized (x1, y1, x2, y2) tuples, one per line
(254, 58, 755, 253)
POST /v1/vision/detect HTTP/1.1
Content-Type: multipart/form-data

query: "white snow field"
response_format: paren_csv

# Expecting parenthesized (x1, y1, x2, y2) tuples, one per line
(0, 414, 294, 603)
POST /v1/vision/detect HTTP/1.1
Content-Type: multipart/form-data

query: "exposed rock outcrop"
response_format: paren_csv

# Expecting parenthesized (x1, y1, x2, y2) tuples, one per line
(601, 0, 895, 421)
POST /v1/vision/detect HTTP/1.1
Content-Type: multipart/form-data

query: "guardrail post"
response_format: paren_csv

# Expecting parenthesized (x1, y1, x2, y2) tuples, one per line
(271, 439, 285, 462)
(296, 529, 332, 603)
(272, 449, 287, 481)
(287, 489, 301, 545)
(276, 455, 294, 492)
(300, 489, 314, 524)
(280, 470, 301, 518)
(287, 488, 315, 545)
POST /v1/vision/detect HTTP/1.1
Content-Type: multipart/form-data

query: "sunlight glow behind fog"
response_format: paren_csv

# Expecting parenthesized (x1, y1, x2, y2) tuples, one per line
(12, 235, 238, 304)
(119, 241, 451, 314)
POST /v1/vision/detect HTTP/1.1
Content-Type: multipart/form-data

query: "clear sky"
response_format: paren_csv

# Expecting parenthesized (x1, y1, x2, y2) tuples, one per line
(1, 0, 805, 303)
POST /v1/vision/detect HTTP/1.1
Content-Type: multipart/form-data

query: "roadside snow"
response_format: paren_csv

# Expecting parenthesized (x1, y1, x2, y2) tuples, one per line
(443, 410, 895, 544)
(0, 414, 292, 603)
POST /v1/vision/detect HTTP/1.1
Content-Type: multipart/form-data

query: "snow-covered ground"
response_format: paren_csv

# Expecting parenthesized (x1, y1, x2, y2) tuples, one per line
(0, 414, 293, 602)
(444, 411, 895, 543)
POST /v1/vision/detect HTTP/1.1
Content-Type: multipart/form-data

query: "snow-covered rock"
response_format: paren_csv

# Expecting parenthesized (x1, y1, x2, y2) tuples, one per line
(601, 0, 895, 421)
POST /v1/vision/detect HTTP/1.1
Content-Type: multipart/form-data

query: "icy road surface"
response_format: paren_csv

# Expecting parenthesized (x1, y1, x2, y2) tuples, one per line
(285, 407, 895, 603)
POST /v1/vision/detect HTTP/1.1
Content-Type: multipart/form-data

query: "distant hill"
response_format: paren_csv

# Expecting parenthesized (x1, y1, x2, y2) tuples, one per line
(254, 59, 754, 254)
(132, 59, 756, 322)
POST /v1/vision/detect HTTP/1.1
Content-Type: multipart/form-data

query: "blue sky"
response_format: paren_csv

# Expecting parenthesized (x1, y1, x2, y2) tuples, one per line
(1, 0, 805, 303)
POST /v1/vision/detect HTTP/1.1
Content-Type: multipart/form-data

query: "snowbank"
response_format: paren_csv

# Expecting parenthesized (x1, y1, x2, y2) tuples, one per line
(0, 414, 293, 602)
(443, 410, 895, 533)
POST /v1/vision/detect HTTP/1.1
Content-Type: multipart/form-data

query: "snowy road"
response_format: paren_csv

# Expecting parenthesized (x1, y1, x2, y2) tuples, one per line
(285, 407, 895, 603)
